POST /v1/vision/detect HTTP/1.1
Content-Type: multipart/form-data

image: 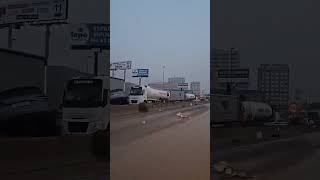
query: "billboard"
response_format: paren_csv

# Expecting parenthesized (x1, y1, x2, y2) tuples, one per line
(132, 69, 149, 77)
(0, 0, 68, 25)
(177, 83, 188, 88)
(70, 23, 110, 50)
(110, 61, 132, 70)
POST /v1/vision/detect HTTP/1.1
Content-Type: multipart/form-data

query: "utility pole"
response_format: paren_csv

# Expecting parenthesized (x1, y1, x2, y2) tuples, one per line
(162, 66, 165, 89)
(8, 24, 13, 49)
(123, 69, 126, 92)
(44, 24, 51, 96)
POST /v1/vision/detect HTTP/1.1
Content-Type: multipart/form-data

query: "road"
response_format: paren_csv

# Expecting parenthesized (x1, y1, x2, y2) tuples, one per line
(111, 103, 210, 180)
(0, 136, 109, 180)
(211, 130, 320, 180)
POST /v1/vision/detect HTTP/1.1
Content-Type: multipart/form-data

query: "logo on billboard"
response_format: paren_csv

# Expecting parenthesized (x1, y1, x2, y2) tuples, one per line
(70, 23, 110, 50)
(132, 69, 149, 77)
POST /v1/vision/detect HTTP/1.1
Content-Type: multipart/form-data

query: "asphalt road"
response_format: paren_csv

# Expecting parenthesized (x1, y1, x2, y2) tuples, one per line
(211, 131, 320, 180)
(111, 103, 210, 180)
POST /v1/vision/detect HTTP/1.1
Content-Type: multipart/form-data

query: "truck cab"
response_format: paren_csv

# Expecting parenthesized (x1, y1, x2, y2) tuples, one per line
(129, 86, 147, 104)
(61, 76, 110, 135)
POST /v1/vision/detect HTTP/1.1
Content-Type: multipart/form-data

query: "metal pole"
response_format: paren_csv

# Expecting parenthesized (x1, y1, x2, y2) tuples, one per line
(8, 24, 13, 49)
(162, 66, 165, 89)
(123, 70, 126, 92)
(139, 77, 142, 86)
(94, 51, 98, 76)
(44, 25, 51, 96)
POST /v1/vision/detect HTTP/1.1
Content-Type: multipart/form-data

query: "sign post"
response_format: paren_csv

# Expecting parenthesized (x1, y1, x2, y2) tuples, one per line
(0, 0, 69, 95)
(70, 23, 110, 76)
(132, 69, 149, 86)
(110, 61, 132, 91)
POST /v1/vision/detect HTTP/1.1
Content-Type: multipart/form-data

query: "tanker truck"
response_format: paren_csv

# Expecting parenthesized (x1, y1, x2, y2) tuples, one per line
(185, 93, 196, 101)
(211, 94, 276, 127)
(129, 85, 170, 104)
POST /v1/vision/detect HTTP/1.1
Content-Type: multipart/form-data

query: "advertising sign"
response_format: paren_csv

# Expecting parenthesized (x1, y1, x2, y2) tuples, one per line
(0, 0, 68, 25)
(70, 23, 110, 50)
(177, 83, 188, 88)
(132, 69, 149, 77)
(110, 61, 132, 70)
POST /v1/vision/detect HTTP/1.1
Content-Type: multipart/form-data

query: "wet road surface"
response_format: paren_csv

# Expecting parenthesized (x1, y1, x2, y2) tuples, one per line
(111, 104, 210, 180)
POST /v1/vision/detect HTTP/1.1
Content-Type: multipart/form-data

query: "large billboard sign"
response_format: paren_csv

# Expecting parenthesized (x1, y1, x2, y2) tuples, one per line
(0, 0, 68, 25)
(132, 69, 149, 77)
(177, 83, 188, 88)
(70, 23, 110, 50)
(110, 61, 132, 70)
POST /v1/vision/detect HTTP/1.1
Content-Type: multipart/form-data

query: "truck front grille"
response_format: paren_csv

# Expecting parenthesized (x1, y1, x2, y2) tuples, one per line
(68, 122, 88, 133)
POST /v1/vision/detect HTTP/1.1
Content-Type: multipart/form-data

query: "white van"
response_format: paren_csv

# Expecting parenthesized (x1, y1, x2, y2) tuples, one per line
(61, 76, 109, 135)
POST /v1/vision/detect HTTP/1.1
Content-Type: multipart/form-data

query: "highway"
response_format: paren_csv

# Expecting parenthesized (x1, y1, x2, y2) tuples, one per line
(111, 103, 210, 180)
(211, 128, 320, 180)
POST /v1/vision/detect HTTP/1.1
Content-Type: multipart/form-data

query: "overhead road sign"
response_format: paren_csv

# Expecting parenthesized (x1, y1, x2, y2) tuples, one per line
(70, 23, 110, 50)
(132, 69, 149, 77)
(110, 61, 132, 71)
(178, 83, 188, 88)
(0, 0, 68, 25)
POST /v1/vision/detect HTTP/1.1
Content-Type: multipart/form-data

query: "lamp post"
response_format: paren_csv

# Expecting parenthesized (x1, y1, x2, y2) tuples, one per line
(162, 65, 165, 90)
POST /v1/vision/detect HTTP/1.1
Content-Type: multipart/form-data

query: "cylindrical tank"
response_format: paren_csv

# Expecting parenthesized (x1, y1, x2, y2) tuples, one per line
(185, 93, 196, 100)
(146, 86, 170, 100)
(240, 101, 273, 121)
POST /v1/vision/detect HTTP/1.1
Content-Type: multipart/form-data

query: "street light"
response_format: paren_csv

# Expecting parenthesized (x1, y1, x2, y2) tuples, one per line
(162, 66, 165, 89)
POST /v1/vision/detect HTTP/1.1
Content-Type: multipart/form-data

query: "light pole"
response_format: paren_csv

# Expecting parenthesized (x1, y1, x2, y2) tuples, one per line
(162, 66, 165, 90)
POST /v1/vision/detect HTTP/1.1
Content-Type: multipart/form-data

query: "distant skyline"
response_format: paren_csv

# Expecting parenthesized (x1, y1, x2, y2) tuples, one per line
(111, 0, 210, 93)
(212, 0, 320, 99)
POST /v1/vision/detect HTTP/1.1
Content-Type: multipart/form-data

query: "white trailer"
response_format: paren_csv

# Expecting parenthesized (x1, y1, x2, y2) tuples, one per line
(211, 94, 274, 126)
(129, 85, 170, 104)
(61, 76, 110, 135)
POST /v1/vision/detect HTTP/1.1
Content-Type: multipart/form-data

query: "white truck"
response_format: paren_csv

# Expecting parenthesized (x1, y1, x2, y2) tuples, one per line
(211, 94, 275, 127)
(185, 93, 196, 100)
(129, 85, 170, 104)
(61, 76, 110, 135)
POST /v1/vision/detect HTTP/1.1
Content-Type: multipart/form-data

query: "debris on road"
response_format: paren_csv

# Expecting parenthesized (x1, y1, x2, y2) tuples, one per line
(213, 161, 256, 179)
(141, 120, 147, 125)
(176, 112, 190, 119)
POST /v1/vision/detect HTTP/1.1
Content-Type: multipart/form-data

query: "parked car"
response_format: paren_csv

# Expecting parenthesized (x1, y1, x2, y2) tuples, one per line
(110, 89, 129, 105)
(0, 86, 55, 136)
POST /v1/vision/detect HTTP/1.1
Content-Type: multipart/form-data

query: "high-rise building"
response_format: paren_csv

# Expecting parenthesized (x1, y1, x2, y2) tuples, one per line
(168, 77, 185, 84)
(258, 64, 290, 113)
(211, 48, 246, 91)
(190, 82, 201, 97)
(211, 48, 240, 69)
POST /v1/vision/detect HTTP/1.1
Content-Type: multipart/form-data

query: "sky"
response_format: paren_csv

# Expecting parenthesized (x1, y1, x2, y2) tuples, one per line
(111, 0, 210, 93)
(212, 0, 320, 100)
(0, 0, 209, 93)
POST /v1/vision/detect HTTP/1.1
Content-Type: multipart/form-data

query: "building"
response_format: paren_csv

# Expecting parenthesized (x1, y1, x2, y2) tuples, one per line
(216, 68, 250, 91)
(0, 48, 46, 93)
(258, 64, 290, 113)
(190, 82, 201, 97)
(211, 48, 247, 91)
(211, 48, 240, 69)
(168, 77, 185, 84)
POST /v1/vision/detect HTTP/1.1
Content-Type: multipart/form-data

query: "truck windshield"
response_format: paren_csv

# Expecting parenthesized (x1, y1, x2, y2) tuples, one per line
(63, 79, 103, 107)
(130, 87, 143, 95)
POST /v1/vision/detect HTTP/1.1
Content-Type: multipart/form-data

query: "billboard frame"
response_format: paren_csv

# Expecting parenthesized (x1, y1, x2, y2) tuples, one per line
(0, 0, 69, 26)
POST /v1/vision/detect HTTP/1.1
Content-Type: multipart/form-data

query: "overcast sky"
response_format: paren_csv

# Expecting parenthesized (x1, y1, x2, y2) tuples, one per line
(0, 0, 209, 93)
(213, 0, 320, 99)
(111, 0, 210, 93)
